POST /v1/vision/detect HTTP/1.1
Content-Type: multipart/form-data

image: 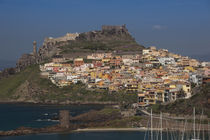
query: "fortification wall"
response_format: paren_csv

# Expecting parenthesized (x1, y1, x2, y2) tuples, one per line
(44, 33, 79, 45)
(102, 24, 128, 33)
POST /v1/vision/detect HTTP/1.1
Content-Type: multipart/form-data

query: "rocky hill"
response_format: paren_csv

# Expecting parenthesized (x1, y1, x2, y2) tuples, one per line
(60, 25, 143, 57)
(16, 25, 144, 71)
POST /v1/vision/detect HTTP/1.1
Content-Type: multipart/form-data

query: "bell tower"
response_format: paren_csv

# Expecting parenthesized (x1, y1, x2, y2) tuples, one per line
(33, 41, 37, 57)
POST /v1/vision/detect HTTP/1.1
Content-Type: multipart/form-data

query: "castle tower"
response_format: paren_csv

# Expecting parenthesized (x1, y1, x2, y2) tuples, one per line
(33, 41, 37, 57)
(59, 110, 70, 128)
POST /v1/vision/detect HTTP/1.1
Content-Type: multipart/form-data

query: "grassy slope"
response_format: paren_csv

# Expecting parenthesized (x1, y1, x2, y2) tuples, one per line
(151, 84, 210, 117)
(0, 65, 137, 104)
(72, 107, 143, 128)
(60, 39, 143, 54)
(0, 65, 37, 99)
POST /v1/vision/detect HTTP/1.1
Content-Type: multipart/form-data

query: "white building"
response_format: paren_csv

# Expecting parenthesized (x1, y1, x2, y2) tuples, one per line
(142, 49, 150, 55)
(158, 57, 175, 66)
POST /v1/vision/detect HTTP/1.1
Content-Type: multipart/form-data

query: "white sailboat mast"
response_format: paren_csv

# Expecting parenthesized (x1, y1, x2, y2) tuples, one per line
(151, 109, 153, 140)
(193, 107, 196, 139)
(160, 112, 162, 140)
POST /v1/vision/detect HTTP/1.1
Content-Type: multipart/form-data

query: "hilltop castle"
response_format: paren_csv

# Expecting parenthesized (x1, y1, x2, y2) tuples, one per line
(101, 24, 129, 34)
(16, 25, 142, 71)
(77, 24, 133, 41)
(44, 32, 79, 45)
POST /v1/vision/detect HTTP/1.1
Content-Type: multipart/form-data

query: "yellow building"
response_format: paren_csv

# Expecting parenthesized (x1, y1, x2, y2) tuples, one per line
(53, 63, 63, 67)
(109, 84, 118, 91)
(102, 58, 111, 63)
(169, 84, 176, 89)
(184, 66, 195, 72)
(138, 93, 146, 106)
(90, 71, 96, 78)
(144, 92, 156, 105)
(182, 84, 191, 98)
(98, 72, 103, 78)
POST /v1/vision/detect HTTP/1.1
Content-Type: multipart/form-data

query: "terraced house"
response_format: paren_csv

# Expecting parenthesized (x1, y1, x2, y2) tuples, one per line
(40, 47, 210, 106)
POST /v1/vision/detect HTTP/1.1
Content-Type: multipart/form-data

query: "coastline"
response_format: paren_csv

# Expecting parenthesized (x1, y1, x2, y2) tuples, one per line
(1, 126, 210, 137)
(0, 100, 118, 106)
(74, 127, 149, 132)
(74, 127, 210, 132)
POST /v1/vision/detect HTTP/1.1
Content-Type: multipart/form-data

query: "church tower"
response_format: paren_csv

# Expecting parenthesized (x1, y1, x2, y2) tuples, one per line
(33, 41, 37, 57)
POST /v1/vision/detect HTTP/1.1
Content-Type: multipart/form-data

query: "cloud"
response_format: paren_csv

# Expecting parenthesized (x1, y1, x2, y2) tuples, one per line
(153, 25, 167, 30)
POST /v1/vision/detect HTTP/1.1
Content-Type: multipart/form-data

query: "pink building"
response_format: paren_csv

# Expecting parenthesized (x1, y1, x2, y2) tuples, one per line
(204, 67, 210, 77)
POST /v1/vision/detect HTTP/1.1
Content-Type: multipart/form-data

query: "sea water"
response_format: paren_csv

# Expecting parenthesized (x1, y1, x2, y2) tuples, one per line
(0, 131, 209, 140)
(0, 103, 103, 131)
(0, 104, 209, 140)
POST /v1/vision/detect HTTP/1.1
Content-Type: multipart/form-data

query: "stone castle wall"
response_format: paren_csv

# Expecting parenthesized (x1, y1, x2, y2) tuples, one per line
(44, 33, 79, 45)
(102, 24, 129, 34)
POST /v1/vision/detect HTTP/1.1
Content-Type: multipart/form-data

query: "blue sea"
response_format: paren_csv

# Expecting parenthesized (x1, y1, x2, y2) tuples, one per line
(0, 103, 104, 131)
(0, 104, 209, 140)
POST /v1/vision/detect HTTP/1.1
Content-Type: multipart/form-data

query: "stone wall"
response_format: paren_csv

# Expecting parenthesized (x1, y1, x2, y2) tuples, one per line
(44, 33, 79, 45)
(102, 24, 129, 34)
(77, 24, 134, 41)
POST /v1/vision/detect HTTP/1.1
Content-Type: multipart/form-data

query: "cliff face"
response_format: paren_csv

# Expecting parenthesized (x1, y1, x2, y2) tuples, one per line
(37, 41, 65, 62)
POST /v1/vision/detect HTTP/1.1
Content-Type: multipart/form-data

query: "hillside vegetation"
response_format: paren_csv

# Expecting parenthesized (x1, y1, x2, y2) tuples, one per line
(0, 65, 36, 99)
(58, 25, 144, 56)
(60, 39, 143, 55)
(71, 107, 143, 128)
(0, 65, 137, 104)
(152, 84, 210, 117)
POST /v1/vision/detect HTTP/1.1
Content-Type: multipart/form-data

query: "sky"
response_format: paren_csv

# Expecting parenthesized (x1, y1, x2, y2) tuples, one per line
(0, 0, 210, 66)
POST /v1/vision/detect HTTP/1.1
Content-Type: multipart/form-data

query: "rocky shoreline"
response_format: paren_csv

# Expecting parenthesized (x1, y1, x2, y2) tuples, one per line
(1, 125, 209, 137)
(0, 125, 76, 137)
(0, 100, 118, 105)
